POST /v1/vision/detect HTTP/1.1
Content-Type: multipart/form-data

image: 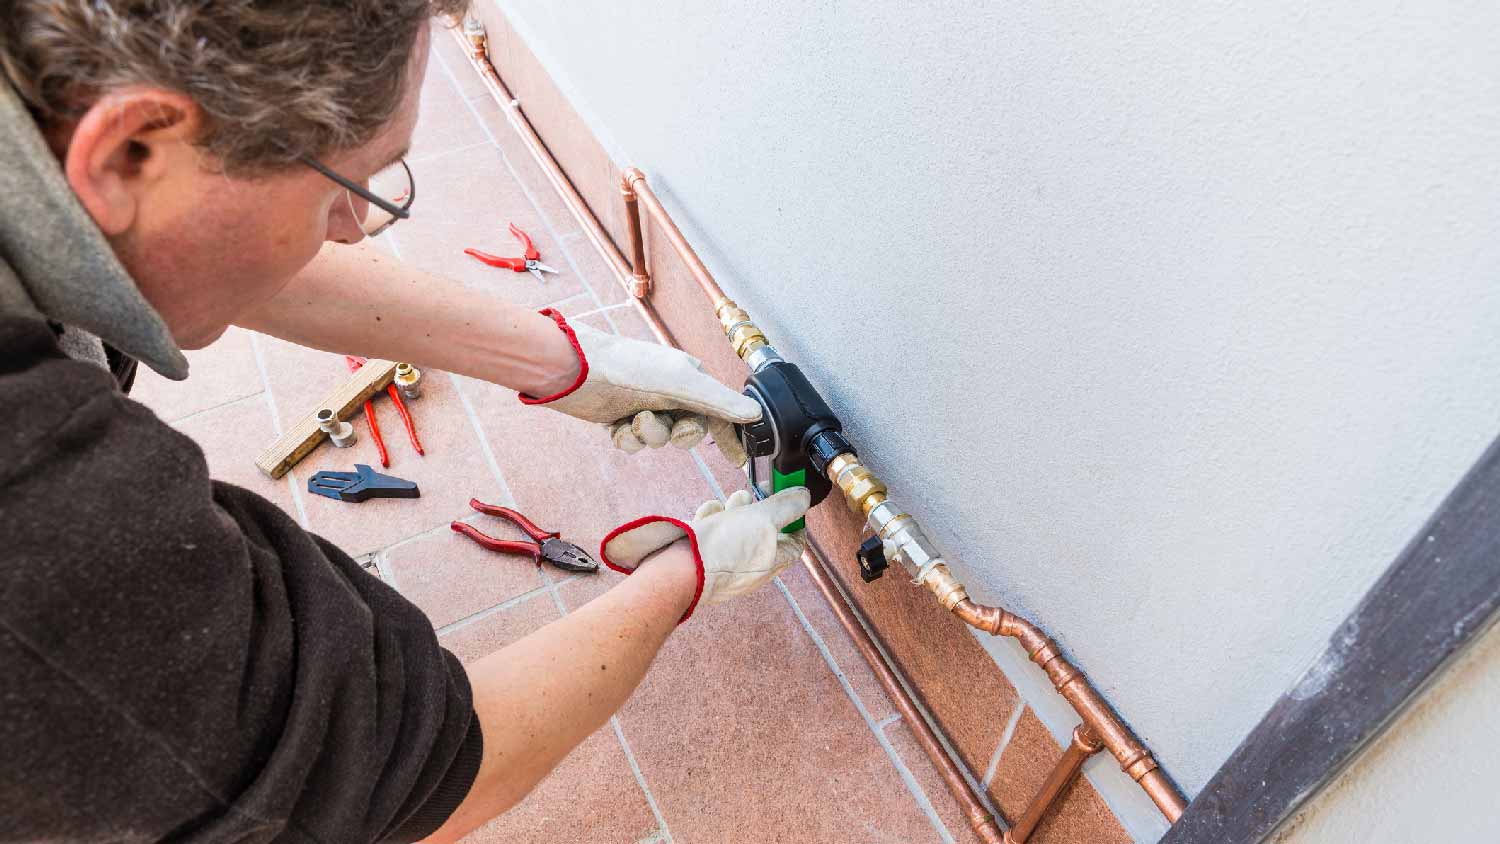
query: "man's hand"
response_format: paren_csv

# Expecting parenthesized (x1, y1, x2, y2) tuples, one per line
(523, 311, 760, 467)
(599, 488, 811, 622)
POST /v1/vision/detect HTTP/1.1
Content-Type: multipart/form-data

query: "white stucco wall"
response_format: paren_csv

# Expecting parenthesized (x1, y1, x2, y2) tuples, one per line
(1273, 619, 1500, 843)
(492, 0, 1500, 836)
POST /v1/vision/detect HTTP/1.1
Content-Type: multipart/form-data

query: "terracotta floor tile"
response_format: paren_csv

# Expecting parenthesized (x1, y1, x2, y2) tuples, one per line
(170, 393, 298, 518)
(388, 144, 585, 310)
(409, 48, 490, 163)
(256, 336, 504, 557)
(438, 589, 561, 662)
(428, 19, 488, 101)
(603, 303, 662, 343)
(550, 232, 630, 307)
(472, 96, 590, 247)
(777, 563, 898, 724)
(462, 727, 662, 844)
(458, 376, 714, 548)
(381, 523, 546, 629)
(987, 710, 1131, 844)
(882, 718, 986, 844)
(437, 592, 663, 841)
(130, 326, 263, 424)
(558, 577, 946, 844)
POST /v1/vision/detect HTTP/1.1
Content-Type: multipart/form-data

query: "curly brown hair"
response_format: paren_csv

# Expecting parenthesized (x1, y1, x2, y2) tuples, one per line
(0, 0, 470, 175)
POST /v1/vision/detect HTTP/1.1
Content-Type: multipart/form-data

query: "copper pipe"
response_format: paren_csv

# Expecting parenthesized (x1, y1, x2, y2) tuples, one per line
(953, 600, 1187, 822)
(1004, 726, 1103, 844)
(451, 22, 673, 346)
(619, 170, 652, 298)
(620, 169, 729, 308)
(800, 541, 1004, 844)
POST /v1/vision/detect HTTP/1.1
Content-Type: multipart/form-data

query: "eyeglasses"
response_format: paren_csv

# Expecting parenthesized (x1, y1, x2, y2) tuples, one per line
(297, 153, 415, 237)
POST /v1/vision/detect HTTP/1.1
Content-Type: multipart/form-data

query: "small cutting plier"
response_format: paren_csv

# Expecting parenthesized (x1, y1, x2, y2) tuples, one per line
(464, 222, 559, 284)
(450, 498, 598, 573)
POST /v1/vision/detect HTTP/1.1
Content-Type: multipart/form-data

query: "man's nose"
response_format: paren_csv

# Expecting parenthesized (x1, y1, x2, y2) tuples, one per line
(326, 197, 367, 245)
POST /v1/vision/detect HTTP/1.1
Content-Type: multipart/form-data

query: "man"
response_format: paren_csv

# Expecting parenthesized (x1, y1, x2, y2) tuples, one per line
(0, 2, 809, 841)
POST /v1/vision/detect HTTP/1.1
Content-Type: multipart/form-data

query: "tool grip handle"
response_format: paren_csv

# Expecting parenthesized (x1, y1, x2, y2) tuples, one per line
(466, 499, 557, 541)
(450, 522, 541, 558)
(508, 222, 539, 260)
(464, 247, 527, 271)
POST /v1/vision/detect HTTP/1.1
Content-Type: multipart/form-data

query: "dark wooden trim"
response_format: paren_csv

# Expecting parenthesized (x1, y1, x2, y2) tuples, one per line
(1163, 435, 1500, 844)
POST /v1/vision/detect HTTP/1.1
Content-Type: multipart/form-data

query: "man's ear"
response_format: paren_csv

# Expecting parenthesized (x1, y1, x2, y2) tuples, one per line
(63, 88, 203, 236)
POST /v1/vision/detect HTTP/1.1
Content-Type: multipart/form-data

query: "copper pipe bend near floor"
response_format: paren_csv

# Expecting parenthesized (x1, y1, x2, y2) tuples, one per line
(1004, 725, 1103, 844)
(953, 600, 1188, 822)
(620, 169, 729, 307)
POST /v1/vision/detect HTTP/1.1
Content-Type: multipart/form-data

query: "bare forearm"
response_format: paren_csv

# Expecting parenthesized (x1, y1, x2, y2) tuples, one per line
(424, 544, 698, 842)
(237, 242, 578, 397)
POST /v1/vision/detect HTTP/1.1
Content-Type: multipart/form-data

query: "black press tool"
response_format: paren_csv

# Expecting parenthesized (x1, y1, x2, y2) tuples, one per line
(308, 464, 421, 503)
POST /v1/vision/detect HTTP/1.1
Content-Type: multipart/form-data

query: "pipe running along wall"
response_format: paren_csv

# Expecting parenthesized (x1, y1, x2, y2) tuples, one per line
(451, 17, 1185, 839)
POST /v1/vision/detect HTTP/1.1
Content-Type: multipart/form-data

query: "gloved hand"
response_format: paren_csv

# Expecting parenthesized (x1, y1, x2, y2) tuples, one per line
(522, 309, 759, 466)
(600, 488, 811, 622)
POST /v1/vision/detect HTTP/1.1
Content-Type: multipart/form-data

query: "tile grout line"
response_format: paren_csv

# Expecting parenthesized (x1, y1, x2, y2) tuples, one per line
(164, 388, 266, 427)
(773, 577, 956, 844)
(250, 332, 311, 530)
(610, 715, 675, 843)
(449, 373, 520, 509)
(983, 699, 1028, 790)
(568, 300, 636, 321)
(430, 38, 624, 336)
(689, 449, 732, 502)
(434, 582, 557, 638)
(407, 138, 493, 164)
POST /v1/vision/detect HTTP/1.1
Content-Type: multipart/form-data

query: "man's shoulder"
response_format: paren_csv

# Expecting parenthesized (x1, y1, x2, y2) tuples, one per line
(0, 312, 186, 477)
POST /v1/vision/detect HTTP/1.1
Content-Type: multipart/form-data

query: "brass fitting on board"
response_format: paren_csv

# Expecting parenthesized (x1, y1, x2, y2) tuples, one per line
(715, 298, 768, 361)
(394, 363, 422, 400)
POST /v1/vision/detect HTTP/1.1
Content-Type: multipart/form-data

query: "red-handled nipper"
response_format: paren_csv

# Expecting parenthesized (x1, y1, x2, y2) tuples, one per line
(464, 222, 559, 284)
(345, 356, 425, 464)
(451, 499, 598, 573)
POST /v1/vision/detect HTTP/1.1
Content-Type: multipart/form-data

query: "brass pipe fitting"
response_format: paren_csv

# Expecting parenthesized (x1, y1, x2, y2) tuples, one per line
(827, 452, 888, 518)
(715, 298, 769, 361)
(394, 363, 422, 400)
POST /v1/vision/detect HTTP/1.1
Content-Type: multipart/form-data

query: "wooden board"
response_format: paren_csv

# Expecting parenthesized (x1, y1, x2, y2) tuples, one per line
(255, 359, 399, 479)
(1162, 432, 1500, 843)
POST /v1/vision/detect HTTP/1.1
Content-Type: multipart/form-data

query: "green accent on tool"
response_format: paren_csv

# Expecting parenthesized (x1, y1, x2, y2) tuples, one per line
(773, 466, 807, 533)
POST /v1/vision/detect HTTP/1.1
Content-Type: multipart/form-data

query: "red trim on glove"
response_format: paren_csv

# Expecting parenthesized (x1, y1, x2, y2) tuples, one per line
(518, 308, 589, 405)
(599, 516, 705, 624)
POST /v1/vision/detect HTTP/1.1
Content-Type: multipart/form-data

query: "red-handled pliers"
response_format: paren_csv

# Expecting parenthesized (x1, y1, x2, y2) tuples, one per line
(464, 222, 559, 284)
(345, 356, 424, 463)
(450, 499, 598, 573)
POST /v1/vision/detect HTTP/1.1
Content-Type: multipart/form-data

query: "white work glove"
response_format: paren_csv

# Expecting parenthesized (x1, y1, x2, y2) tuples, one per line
(521, 309, 759, 466)
(600, 488, 811, 622)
